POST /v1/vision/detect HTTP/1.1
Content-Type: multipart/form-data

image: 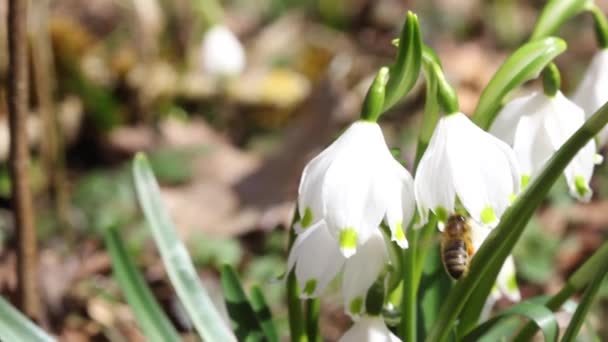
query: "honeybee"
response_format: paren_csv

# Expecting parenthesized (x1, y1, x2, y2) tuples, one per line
(441, 214, 475, 279)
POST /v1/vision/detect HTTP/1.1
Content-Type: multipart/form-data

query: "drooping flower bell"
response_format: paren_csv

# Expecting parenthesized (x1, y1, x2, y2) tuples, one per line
(415, 112, 520, 227)
(490, 90, 597, 201)
(572, 49, 608, 146)
(287, 225, 389, 318)
(338, 315, 401, 342)
(200, 25, 245, 77)
(297, 119, 416, 257)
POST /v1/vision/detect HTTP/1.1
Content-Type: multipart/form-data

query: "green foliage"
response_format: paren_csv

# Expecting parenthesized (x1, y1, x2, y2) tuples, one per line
(530, 0, 591, 40)
(103, 227, 180, 342)
(132, 153, 236, 341)
(189, 232, 243, 269)
(0, 296, 56, 342)
(561, 269, 607, 342)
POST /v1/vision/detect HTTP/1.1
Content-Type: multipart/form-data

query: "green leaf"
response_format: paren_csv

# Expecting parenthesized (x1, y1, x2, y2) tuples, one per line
(462, 302, 558, 342)
(383, 11, 422, 111)
(530, 0, 591, 40)
(103, 228, 181, 342)
(516, 242, 608, 340)
(220, 265, 266, 341)
(426, 100, 608, 342)
(471, 37, 566, 130)
(305, 299, 321, 342)
(0, 296, 55, 342)
(132, 153, 236, 342)
(561, 268, 607, 342)
(250, 285, 279, 342)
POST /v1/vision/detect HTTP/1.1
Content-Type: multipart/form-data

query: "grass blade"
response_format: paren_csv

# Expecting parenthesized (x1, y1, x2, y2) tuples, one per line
(132, 153, 236, 341)
(560, 265, 607, 342)
(462, 302, 558, 342)
(103, 227, 180, 342)
(0, 296, 55, 342)
(220, 265, 266, 341)
(250, 285, 279, 342)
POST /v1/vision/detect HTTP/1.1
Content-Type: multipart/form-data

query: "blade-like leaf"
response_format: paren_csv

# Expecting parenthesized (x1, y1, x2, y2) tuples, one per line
(471, 37, 566, 130)
(530, 0, 590, 40)
(560, 263, 607, 342)
(132, 153, 236, 342)
(383, 11, 422, 111)
(0, 296, 55, 342)
(462, 302, 558, 342)
(104, 228, 180, 342)
(427, 100, 608, 342)
(250, 285, 279, 342)
(220, 265, 266, 341)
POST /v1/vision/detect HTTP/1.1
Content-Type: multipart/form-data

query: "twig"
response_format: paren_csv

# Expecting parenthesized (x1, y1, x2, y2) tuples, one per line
(8, 0, 40, 320)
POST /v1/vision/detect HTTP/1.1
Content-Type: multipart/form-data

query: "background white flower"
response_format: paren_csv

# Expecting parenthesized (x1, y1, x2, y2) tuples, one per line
(491, 91, 596, 201)
(415, 113, 520, 227)
(339, 316, 401, 342)
(201, 25, 245, 77)
(572, 49, 608, 146)
(298, 121, 415, 257)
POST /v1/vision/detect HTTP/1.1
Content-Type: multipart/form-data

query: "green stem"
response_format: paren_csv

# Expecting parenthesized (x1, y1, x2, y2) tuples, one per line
(287, 214, 306, 342)
(515, 242, 608, 340)
(399, 228, 419, 341)
(588, 3, 608, 48)
(561, 270, 607, 342)
(541, 62, 561, 97)
(361, 67, 389, 122)
(305, 299, 320, 342)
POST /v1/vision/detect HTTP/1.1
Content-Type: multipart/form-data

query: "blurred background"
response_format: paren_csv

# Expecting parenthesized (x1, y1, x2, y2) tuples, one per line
(1, 0, 608, 340)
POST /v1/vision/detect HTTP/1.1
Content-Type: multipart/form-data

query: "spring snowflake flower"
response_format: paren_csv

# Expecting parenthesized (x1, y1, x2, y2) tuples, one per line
(415, 112, 520, 227)
(573, 49, 608, 146)
(297, 120, 415, 257)
(490, 91, 597, 201)
(287, 224, 388, 318)
(201, 25, 245, 77)
(338, 315, 401, 342)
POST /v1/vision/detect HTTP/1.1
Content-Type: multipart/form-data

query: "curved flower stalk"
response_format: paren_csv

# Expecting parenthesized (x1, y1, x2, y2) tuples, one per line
(339, 315, 401, 342)
(414, 112, 520, 227)
(298, 120, 416, 256)
(200, 25, 245, 77)
(490, 91, 597, 201)
(287, 223, 389, 318)
(573, 49, 608, 146)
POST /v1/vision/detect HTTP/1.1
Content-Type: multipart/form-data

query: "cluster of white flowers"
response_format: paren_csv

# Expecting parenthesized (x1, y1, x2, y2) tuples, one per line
(286, 48, 607, 342)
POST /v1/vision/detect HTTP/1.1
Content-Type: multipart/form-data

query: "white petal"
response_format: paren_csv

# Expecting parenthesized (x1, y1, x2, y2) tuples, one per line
(495, 256, 521, 302)
(342, 232, 388, 318)
(446, 113, 520, 226)
(339, 316, 401, 342)
(414, 117, 455, 224)
(573, 49, 608, 146)
(469, 219, 490, 252)
(490, 91, 542, 145)
(384, 159, 415, 248)
(287, 221, 345, 298)
(322, 122, 394, 255)
(512, 114, 550, 177)
(201, 26, 245, 77)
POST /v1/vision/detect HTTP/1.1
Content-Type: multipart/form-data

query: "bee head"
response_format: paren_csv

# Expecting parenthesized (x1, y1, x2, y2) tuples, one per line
(445, 214, 468, 236)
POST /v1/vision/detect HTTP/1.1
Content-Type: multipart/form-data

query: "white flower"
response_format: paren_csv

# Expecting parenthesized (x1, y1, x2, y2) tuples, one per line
(339, 316, 401, 342)
(470, 222, 520, 302)
(573, 49, 608, 146)
(298, 121, 415, 257)
(415, 113, 520, 227)
(201, 25, 245, 77)
(287, 223, 389, 318)
(490, 91, 596, 201)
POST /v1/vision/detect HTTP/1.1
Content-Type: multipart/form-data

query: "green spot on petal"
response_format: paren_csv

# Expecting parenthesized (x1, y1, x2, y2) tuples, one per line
(394, 221, 405, 241)
(574, 175, 589, 198)
(521, 174, 530, 189)
(509, 193, 517, 204)
(349, 297, 363, 315)
(303, 279, 317, 296)
(339, 228, 358, 252)
(435, 206, 448, 223)
(507, 274, 518, 292)
(480, 206, 496, 225)
(300, 207, 313, 229)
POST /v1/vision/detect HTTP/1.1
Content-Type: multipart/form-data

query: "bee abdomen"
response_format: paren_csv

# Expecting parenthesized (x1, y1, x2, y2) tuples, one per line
(442, 239, 469, 279)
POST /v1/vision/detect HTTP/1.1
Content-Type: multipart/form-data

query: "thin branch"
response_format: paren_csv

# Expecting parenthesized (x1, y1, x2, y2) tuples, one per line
(8, 0, 40, 320)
